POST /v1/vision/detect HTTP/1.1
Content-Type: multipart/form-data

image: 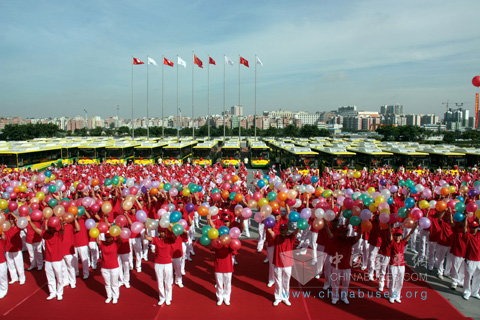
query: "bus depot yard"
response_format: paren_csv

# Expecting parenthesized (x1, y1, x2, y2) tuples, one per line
(0, 136, 478, 171)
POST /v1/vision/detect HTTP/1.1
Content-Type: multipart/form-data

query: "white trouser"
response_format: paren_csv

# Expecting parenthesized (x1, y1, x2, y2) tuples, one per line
(444, 250, 454, 277)
(6, 251, 25, 283)
(142, 230, 149, 260)
(257, 224, 265, 252)
(187, 229, 195, 255)
(331, 268, 351, 301)
(463, 259, 480, 298)
(267, 246, 274, 283)
(435, 244, 450, 275)
(368, 246, 380, 278)
(324, 254, 332, 287)
(310, 232, 318, 263)
(389, 265, 405, 299)
(362, 240, 370, 268)
(74, 246, 90, 278)
(194, 211, 200, 228)
(316, 245, 327, 276)
(155, 263, 173, 302)
(20, 229, 27, 251)
(403, 228, 411, 251)
(101, 267, 120, 300)
(118, 253, 130, 286)
(243, 218, 250, 237)
(427, 241, 437, 270)
(89, 241, 99, 269)
(172, 257, 183, 285)
(418, 230, 429, 260)
(62, 255, 76, 287)
(215, 272, 233, 302)
(129, 238, 143, 270)
(274, 266, 292, 301)
(181, 242, 187, 273)
(0, 262, 7, 298)
(26, 242, 43, 269)
(45, 261, 64, 297)
(408, 229, 418, 251)
(378, 254, 390, 289)
(450, 254, 465, 286)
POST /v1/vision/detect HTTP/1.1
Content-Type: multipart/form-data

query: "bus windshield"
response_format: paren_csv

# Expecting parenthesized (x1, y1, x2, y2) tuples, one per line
(135, 148, 154, 158)
(294, 154, 317, 169)
(251, 149, 269, 160)
(163, 149, 181, 159)
(0, 154, 18, 167)
(222, 149, 240, 159)
(334, 156, 354, 168)
(79, 148, 96, 159)
(106, 148, 124, 158)
(193, 148, 212, 159)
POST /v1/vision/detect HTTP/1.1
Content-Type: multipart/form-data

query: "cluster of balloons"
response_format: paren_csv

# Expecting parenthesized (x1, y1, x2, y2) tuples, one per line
(199, 225, 242, 251)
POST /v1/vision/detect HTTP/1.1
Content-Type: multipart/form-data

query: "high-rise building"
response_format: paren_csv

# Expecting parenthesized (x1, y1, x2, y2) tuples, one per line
(231, 105, 243, 117)
(380, 104, 404, 115)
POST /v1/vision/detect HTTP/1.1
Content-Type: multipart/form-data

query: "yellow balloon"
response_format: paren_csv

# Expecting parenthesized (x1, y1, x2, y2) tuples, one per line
(44, 177, 50, 183)
(354, 171, 361, 179)
(73, 181, 79, 188)
(182, 188, 191, 197)
(449, 186, 456, 194)
(36, 191, 45, 201)
(380, 208, 390, 214)
(50, 174, 56, 181)
(369, 203, 378, 212)
(159, 183, 164, 190)
(89, 227, 100, 238)
(375, 196, 385, 204)
(109, 225, 121, 237)
(419, 200, 429, 209)
(368, 187, 376, 194)
(475, 209, 480, 219)
(258, 198, 269, 207)
(208, 227, 219, 240)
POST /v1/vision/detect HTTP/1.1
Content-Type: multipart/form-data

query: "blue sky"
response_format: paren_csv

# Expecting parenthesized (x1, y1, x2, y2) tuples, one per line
(1, 0, 479, 120)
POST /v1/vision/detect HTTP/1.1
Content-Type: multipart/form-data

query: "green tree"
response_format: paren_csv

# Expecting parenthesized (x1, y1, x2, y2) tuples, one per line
(117, 126, 131, 136)
(443, 131, 456, 143)
(299, 124, 320, 137)
(318, 128, 331, 137)
(73, 128, 87, 136)
(89, 126, 104, 136)
(263, 127, 278, 137)
(282, 124, 299, 137)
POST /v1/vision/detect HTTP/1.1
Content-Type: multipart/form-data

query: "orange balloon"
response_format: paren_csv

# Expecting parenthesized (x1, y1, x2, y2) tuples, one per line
(440, 188, 449, 197)
(221, 190, 230, 199)
(436, 201, 447, 212)
(277, 192, 287, 202)
(403, 218, 415, 228)
(379, 222, 389, 229)
(150, 187, 159, 195)
(361, 220, 372, 232)
(68, 206, 79, 215)
(315, 188, 322, 197)
(278, 201, 286, 208)
(234, 193, 243, 203)
(91, 179, 100, 186)
(198, 205, 209, 216)
(269, 201, 279, 212)
(232, 175, 239, 183)
(13, 187, 20, 193)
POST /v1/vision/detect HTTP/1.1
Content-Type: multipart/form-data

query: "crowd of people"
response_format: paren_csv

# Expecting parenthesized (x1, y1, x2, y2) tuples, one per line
(0, 162, 479, 307)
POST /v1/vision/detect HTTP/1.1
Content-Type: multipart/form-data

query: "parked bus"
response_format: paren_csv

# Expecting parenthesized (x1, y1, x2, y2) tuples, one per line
(192, 141, 218, 166)
(422, 148, 466, 170)
(454, 148, 480, 168)
(220, 141, 242, 168)
(162, 141, 197, 166)
(347, 147, 394, 171)
(278, 146, 319, 175)
(78, 144, 107, 165)
(105, 143, 139, 165)
(0, 147, 62, 171)
(313, 146, 356, 172)
(134, 142, 167, 165)
(60, 144, 80, 165)
(248, 141, 270, 168)
(382, 147, 430, 170)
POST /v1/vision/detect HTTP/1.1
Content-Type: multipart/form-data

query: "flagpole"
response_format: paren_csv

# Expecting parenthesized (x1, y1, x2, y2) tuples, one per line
(162, 55, 165, 138)
(147, 55, 150, 140)
(192, 50, 195, 140)
(238, 55, 241, 141)
(254, 54, 257, 141)
(131, 57, 135, 139)
(223, 55, 226, 141)
(177, 55, 179, 141)
(207, 55, 210, 140)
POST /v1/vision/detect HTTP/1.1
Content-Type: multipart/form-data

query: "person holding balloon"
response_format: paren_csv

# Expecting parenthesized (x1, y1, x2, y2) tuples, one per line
(448, 214, 468, 290)
(462, 219, 480, 300)
(62, 211, 80, 289)
(28, 215, 65, 301)
(3, 213, 26, 286)
(96, 229, 122, 304)
(435, 208, 454, 280)
(145, 227, 175, 305)
(0, 232, 7, 299)
(265, 209, 288, 288)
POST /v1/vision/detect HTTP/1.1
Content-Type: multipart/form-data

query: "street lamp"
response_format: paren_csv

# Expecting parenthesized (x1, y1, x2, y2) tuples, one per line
(84, 109, 88, 132)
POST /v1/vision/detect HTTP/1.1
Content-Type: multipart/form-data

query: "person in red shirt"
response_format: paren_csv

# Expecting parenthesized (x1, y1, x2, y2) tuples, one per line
(463, 220, 480, 300)
(327, 223, 361, 305)
(62, 218, 79, 289)
(3, 214, 26, 285)
(28, 216, 65, 301)
(428, 209, 441, 270)
(97, 230, 122, 304)
(145, 227, 174, 305)
(448, 220, 468, 290)
(269, 223, 299, 307)
(73, 214, 90, 280)
(435, 209, 453, 279)
(25, 217, 43, 271)
(265, 211, 287, 287)
(0, 235, 7, 298)
(388, 225, 417, 304)
(212, 239, 235, 306)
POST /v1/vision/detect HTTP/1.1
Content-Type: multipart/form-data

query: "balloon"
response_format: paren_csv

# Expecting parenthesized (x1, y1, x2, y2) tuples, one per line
(361, 220, 372, 232)
(230, 238, 242, 250)
(208, 227, 219, 239)
(172, 224, 184, 236)
(403, 218, 415, 228)
(312, 218, 324, 230)
(473, 75, 480, 87)
(47, 216, 60, 228)
(297, 218, 308, 230)
(300, 208, 312, 220)
(350, 216, 361, 227)
(360, 209, 372, 221)
(453, 212, 465, 222)
(101, 202, 112, 214)
(343, 209, 353, 219)
(120, 227, 131, 239)
(397, 207, 407, 218)
(455, 202, 466, 213)
(200, 235, 211, 246)
(241, 207, 253, 218)
(229, 227, 241, 239)
(379, 212, 390, 224)
(264, 216, 276, 229)
(136, 210, 148, 222)
(198, 206, 209, 217)
(324, 210, 336, 221)
(131, 221, 144, 234)
(89, 227, 100, 238)
(288, 211, 300, 223)
(419, 217, 431, 229)
(16, 217, 28, 229)
(404, 197, 415, 209)
(411, 208, 423, 221)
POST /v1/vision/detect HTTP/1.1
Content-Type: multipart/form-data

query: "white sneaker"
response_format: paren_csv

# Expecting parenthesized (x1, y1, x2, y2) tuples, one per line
(190, 251, 196, 256)
(283, 299, 291, 306)
(361, 266, 367, 271)
(311, 260, 317, 266)
(158, 299, 165, 305)
(341, 298, 349, 305)
(224, 300, 230, 306)
(217, 300, 223, 306)
(125, 283, 130, 289)
(263, 258, 269, 263)
(46, 295, 56, 300)
(379, 286, 384, 292)
(166, 300, 171, 306)
(70, 284, 76, 289)
(437, 274, 444, 280)
(463, 294, 470, 300)
(315, 274, 320, 279)
(395, 298, 402, 303)
(19, 280, 25, 285)
(389, 298, 395, 304)
(331, 299, 338, 305)
(472, 294, 480, 300)
(234, 261, 238, 265)
(9, 280, 17, 284)
(136, 268, 142, 273)
(27, 266, 36, 271)
(178, 283, 184, 288)
(187, 257, 192, 262)
(57, 296, 63, 301)
(273, 300, 281, 306)
(181, 271, 186, 276)
(112, 298, 118, 304)
(267, 281, 274, 287)
(450, 283, 457, 290)
(83, 275, 89, 280)
(105, 298, 112, 304)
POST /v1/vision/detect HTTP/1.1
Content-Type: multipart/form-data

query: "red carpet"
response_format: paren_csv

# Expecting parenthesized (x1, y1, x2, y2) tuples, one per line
(0, 240, 469, 320)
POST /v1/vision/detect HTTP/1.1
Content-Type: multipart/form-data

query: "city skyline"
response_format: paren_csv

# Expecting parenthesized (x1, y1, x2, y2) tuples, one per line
(1, 1, 480, 119)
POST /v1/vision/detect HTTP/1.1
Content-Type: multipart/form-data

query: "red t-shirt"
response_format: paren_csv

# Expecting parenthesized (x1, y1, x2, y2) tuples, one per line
(172, 236, 183, 259)
(465, 232, 480, 262)
(428, 215, 441, 242)
(26, 221, 42, 244)
(5, 226, 22, 252)
(316, 228, 329, 247)
(74, 218, 89, 247)
(0, 239, 5, 263)
(266, 217, 288, 247)
(63, 223, 75, 256)
(214, 246, 234, 273)
(100, 241, 120, 269)
(450, 226, 468, 258)
(390, 239, 406, 266)
(368, 220, 382, 248)
(331, 236, 357, 270)
(273, 233, 296, 268)
(42, 230, 64, 262)
(379, 229, 392, 256)
(437, 219, 453, 247)
(152, 237, 174, 264)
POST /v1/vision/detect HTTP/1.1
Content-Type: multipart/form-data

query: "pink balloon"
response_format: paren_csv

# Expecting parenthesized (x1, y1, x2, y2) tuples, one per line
(120, 227, 132, 239)
(343, 198, 354, 209)
(253, 192, 262, 202)
(131, 221, 144, 234)
(30, 209, 43, 222)
(229, 227, 241, 239)
(18, 204, 30, 217)
(241, 207, 252, 218)
(212, 193, 221, 202)
(115, 215, 127, 227)
(254, 212, 262, 223)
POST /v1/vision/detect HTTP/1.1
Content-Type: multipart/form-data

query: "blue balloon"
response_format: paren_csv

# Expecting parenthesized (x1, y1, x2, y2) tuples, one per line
(404, 197, 415, 209)
(387, 197, 394, 205)
(288, 211, 300, 223)
(456, 196, 465, 203)
(257, 180, 266, 188)
(410, 186, 418, 194)
(170, 211, 182, 223)
(311, 176, 319, 184)
(196, 185, 203, 192)
(264, 175, 270, 180)
(218, 226, 230, 236)
(453, 212, 465, 222)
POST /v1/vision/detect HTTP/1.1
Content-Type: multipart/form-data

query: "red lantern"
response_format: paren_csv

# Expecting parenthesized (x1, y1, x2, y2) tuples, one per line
(472, 76, 480, 88)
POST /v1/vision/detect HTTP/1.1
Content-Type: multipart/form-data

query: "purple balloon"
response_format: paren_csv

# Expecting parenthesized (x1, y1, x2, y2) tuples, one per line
(136, 210, 147, 222)
(185, 203, 195, 212)
(151, 181, 160, 188)
(85, 218, 96, 230)
(141, 186, 148, 194)
(264, 216, 276, 229)
(300, 208, 312, 219)
(380, 179, 387, 186)
(122, 188, 130, 197)
(360, 209, 372, 221)
(419, 217, 431, 229)
(389, 185, 398, 193)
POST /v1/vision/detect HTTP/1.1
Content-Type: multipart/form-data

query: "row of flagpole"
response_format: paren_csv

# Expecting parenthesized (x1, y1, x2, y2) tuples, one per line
(131, 54, 263, 141)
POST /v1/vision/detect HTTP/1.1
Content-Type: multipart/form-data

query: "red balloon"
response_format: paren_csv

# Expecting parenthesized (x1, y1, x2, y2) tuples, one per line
(30, 202, 40, 210)
(90, 203, 100, 213)
(97, 222, 109, 233)
(230, 238, 242, 251)
(466, 202, 478, 213)
(60, 200, 69, 208)
(212, 238, 223, 249)
(115, 215, 127, 227)
(18, 204, 30, 217)
(47, 216, 60, 228)
(8, 201, 18, 212)
(31, 209, 43, 222)
(343, 198, 354, 209)
(472, 75, 480, 88)
(9, 192, 17, 200)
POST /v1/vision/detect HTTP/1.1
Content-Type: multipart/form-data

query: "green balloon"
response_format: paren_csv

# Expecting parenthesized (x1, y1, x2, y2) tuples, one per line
(397, 207, 407, 218)
(267, 192, 277, 202)
(350, 216, 361, 226)
(229, 192, 236, 201)
(200, 235, 211, 246)
(398, 180, 405, 187)
(474, 181, 480, 187)
(112, 176, 120, 185)
(172, 224, 184, 236)
(297, 218, 308, 230)
(455, 202, 466, 213)
(212, 188, 220, 194)
(48, 185, 57, 193)
(48, 199, 58, 207)
(343, 209, 353, 219)
(77, 206, 86, 216)
(104, 179, 112, 186)
(164, 183, 172, 191)
(364, 197, 374, 207)
(202, 225, 212, 236)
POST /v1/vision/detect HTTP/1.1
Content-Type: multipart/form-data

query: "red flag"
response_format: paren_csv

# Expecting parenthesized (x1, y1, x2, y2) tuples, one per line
(133, 57, 144, 65)
(209, 57, 216, 65)
(194, 55, 203, 68)
(240, 57, 249, 67)
(163, 57, 174, 67)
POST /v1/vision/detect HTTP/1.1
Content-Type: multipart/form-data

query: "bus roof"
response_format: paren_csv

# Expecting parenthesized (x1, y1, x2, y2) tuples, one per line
(194, 141, 217, 148)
